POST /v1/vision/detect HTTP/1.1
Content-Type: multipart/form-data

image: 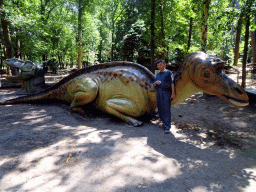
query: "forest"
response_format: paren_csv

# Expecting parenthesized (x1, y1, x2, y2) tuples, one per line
(0, 0, 256, 78)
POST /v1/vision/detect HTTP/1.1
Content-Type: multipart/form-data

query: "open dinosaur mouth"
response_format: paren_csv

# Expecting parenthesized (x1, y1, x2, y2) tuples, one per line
(222, 95, 249, 107)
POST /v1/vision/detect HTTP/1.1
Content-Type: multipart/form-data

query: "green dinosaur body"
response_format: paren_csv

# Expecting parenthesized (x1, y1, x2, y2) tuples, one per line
(1, 61, 156, 126)
(0, 52, 249, 126)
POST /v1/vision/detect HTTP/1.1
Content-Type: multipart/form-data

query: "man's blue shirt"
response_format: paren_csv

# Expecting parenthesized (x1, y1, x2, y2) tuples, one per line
(155, 69, 174, 91)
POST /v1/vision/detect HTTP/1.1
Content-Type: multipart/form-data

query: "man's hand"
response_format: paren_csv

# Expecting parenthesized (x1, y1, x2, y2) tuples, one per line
(154, 80, 161, 86)
(171, 93, 176, 100)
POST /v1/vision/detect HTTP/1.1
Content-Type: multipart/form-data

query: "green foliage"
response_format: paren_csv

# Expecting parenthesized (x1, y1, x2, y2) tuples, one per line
(120, 20, 149, 62)
(1, 0, 255, 68)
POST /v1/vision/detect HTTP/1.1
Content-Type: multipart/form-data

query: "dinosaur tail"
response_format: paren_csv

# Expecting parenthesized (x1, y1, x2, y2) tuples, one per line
(0, 91, 53, 105)
(0, 96, 26, 105)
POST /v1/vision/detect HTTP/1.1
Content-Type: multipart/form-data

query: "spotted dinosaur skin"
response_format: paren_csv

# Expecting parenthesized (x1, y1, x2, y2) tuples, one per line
(1, 61, 156, 126)
(0, 52, 249, 126)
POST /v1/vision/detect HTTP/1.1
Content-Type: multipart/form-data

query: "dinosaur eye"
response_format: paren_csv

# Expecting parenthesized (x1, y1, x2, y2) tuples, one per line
(203, 69, 212, 79)
(204, 70, 211, 78)
(202, 69, 215, 83)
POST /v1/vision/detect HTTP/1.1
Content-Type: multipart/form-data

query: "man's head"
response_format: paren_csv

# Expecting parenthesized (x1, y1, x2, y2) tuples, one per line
(156, 59, 166, 72)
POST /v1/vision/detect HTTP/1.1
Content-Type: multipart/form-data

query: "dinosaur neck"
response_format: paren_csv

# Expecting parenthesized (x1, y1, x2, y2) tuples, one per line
(171, 71, 200, 106)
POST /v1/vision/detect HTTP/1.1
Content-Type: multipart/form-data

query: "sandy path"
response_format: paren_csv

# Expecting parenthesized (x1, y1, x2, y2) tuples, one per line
(0, 89, 256, 192)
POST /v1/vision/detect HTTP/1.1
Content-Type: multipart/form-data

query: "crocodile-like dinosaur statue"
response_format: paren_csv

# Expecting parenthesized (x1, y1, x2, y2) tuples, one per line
(5, 58, 46, 94)
(0, 51, 249, 126)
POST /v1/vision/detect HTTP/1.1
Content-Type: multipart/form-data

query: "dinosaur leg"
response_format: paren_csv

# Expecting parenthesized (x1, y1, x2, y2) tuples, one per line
(70, 92, 94, 113)
(68, 78, 98, 113)
(105, 98, 143, 127)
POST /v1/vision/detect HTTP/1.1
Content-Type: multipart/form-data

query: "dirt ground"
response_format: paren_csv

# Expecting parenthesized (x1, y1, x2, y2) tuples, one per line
(0, 74, 256, 192)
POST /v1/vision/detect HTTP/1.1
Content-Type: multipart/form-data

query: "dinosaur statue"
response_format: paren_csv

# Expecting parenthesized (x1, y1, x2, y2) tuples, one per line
(0, 52, 249, 126)
(5, 58, 46, 94)
(43, 58, 58, 74)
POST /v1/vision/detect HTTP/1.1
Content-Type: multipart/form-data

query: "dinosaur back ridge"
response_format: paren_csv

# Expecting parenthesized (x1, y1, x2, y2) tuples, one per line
(49, 61, 155, 91)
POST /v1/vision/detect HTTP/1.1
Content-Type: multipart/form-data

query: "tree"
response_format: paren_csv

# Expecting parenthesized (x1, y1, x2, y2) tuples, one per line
(187, 16, 193, 53)
(77, 0, 85, 69)
(201, 0, 211, 52)
(150, 0, 155, 73)
(121, 20, 147, 62)
(39, 0, 59, 61)
(0, 0, 15, 75)
(241, 0, 255, 88)
(157, 0, 165, 59)
(0, 0, 13, 59)
(233, 15, 244, 67)
(98, 13, 104, 63)
(1, 0, 254, 77)
(242, 14, 250, 88)
(109, 0, 125, 61)
(251, 30, 256, 69)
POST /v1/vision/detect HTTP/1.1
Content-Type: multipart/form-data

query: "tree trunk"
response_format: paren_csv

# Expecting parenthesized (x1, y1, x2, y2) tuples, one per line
(99, 39, 102, 63)
(111, 22, 114, 61)
(233, 16, 243, 67)
(14, 29, 22, 59)
(40, 0, 46, 24)
(40, 0, 49, 61)
(42, 54, 47, 61)
(251, 30, 256, 70)
(200, 0, 211, 53)
(241, 15, 250, 88)
(0, 42, 3, 69)
(77, 0, 83, 69)
(159, 1, 165, 59)
(150, 0, 155, 73)
(1, 2, 14, 75)
(187, 17, 193, 53)
(98, 13, 103, 63)
(1, 17, 13, 59)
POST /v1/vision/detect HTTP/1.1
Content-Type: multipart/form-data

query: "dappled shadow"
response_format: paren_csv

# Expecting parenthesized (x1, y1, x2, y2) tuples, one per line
(0, 89, 256, 191)
(172, 92, 256, 152)
(145, 133, 256, 191)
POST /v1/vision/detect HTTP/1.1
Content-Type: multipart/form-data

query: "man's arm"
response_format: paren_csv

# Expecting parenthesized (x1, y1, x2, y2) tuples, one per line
(171, 72, 176, 100)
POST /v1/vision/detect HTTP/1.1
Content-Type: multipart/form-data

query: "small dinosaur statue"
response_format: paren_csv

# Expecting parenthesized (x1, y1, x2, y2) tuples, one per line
(0, 52, 249, 126)
(43, 58, 58, 74)
(5, 58, 46, 94)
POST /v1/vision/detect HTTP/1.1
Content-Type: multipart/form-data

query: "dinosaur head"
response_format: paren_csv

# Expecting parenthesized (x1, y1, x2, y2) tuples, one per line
(186, 51, 249, 107)
(5, 58, 37, 81)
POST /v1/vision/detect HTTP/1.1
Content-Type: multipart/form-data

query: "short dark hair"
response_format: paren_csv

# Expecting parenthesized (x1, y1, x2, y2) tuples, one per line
(156, 59, 165, 64)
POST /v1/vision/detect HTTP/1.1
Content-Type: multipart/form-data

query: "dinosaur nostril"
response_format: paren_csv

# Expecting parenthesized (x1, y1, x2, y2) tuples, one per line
(235, 87, 243, 95)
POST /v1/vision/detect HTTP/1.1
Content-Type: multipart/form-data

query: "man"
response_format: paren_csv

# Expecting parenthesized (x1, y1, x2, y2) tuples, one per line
(154, 59, 176, 134)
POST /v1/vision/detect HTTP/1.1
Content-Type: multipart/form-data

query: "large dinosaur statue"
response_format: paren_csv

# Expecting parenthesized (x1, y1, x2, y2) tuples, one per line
(0, 52, 249, 126)
(5, 58, 46, 93)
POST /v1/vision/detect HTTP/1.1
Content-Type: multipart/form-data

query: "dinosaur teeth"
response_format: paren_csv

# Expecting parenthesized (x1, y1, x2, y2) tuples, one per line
(229, 98, 248, 107)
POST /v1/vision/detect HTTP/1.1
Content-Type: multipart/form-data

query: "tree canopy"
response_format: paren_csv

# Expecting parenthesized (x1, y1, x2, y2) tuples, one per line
(1, 0, 256, 71)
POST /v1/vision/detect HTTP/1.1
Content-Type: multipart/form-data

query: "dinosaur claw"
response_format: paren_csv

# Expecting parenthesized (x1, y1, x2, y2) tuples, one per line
(128, 119, 143, 127)
(134, 122, 144, 127)
(71, 107, 85, 113)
